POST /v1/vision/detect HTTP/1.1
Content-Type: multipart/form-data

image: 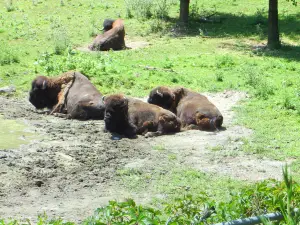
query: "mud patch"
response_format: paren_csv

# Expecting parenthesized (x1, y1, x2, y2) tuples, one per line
(76, 40, 149, 52)
(0, 91, 287, 222)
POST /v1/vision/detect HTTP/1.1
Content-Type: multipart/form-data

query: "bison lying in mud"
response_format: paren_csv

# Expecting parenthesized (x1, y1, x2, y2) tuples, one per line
(148, 86, 223, 131)
(88, 19, 126, 51)
(103, 94, 181, 138)
(29, 71, 105, 120)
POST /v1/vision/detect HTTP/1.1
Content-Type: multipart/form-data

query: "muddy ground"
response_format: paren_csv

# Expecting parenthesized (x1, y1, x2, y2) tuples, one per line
(0, 91, 287, 222)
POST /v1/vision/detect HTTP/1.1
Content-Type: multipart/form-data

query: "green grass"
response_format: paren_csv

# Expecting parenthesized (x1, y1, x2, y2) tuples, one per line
(0, 0, 300, 222)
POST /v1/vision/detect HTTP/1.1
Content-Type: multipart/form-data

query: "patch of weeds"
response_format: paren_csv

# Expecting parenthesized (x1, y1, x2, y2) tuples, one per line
(153, 0, 170, 19)
(215, 55, 235, 68)
(209, 145, 223, 151)
(88, 18, 98, 37)
(3, 167, 300, 224)
(49, 19, 70, 55)
(0, 46, 20, 66)
(163, 57, 174, 69)
(149, 19, 164, 33)
(168, 154, 177, 160)
(124, 0, 153, 20)
(253, 7, 267, 25)
(243, 66, 261, 87)
(153, 145, 165, 151)
(5, 0, 15, 12)
(283, 95, 296, 111)
(190, 0, 200, 19)
(124, 0, 172, 20)
(254, 81, 275, 100)
(215, 72, 224, 82)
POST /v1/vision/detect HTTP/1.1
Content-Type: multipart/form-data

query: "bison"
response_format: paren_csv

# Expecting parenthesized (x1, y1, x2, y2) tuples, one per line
(29, 71, 105, 120)
(103, 94, 181, 138)
(88, 18, 126, 51)
(147, 86, 223, 131)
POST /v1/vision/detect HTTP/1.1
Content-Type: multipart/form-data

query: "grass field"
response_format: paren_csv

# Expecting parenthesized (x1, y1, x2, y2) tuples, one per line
(0, 0, 300, 223)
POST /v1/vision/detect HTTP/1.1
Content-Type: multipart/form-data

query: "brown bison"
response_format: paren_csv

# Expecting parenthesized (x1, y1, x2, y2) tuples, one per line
(29, 71, 105, 120)
(103, 94, 181, 138)
(88, 19, 126, 51)
(147, 86, 223, 131)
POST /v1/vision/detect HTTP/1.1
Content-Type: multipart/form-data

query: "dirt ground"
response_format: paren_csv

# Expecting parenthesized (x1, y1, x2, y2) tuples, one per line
(0, 91, 287, 222)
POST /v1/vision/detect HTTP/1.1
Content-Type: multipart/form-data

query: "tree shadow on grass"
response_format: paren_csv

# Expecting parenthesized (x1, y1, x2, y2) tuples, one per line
(163, 12, 300, 61)
(252, 44, 300, 62)
(165, 12, 300, 39)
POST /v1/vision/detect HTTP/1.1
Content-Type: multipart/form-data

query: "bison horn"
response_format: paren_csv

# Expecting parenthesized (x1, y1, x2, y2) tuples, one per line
(42, 80, 47, 90)
(156, 90, 163, 97)
(102, 95, 106, 102)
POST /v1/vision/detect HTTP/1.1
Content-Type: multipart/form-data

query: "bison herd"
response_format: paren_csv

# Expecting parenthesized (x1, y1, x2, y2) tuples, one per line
(28, 18, 224, 138)
(29, 71, 223, 139)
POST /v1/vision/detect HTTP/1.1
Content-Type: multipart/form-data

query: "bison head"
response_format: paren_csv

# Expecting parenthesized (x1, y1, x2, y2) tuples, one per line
(102, 19, 115, 32)
(103, 94, 130, 133)
(147, 86, 176, 111)
(29, 76, 57, 109)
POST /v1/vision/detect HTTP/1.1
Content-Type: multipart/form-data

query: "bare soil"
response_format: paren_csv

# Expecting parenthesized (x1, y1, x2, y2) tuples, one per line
(0, 91, 286, 222)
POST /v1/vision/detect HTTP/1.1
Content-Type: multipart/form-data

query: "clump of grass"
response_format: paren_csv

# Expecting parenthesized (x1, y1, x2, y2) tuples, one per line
(124, 0, 172, 20)
(5, 0, 15, 12)
(124, 0, 153, 20)
(216, 55, 235, 68)
(0, 46, 20, 66)
(283, 95, 296, 110)
(153, 0, 170, 19)
(254, 81, 275, 100)
(49, 21, 70, 55)
(215, 72, 224, 82)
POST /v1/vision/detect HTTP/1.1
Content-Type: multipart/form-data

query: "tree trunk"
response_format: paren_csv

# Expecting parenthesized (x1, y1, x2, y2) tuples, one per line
(267, 0, 281, 49)
(179, 0, 190, 23)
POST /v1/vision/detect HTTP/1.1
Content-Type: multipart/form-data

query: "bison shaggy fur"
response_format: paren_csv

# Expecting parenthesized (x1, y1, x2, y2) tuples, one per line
(103, 94, 181, 138)
(148, 86, 223, 131)
(88, 19, 126, 51)
(29, 71, 105, 120)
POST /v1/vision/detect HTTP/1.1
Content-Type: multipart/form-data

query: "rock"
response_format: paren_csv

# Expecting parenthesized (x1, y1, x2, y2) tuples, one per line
(35, 180, 44, 187)
(0, 86, 16, 94)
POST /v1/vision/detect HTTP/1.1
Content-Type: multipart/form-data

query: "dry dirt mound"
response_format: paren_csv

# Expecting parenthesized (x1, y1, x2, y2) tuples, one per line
(0, 91, 286, 222)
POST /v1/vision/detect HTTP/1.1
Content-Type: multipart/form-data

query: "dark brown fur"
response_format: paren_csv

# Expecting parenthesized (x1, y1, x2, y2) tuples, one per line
(88, 19, 126, 51)
(148, 86, 223, 131)
(103, 94, 181, 138)
(29, 71, 105, 120)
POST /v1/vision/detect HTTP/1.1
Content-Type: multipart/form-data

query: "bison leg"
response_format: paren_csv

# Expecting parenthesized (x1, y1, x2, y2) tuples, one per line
(183, 124, 199, 130)
(137, 121, 154, 135)
(195, 113, 220, 131)
(145, 115, 180, 138)
(52, 112, 71, 119)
